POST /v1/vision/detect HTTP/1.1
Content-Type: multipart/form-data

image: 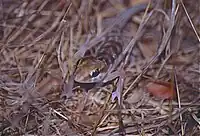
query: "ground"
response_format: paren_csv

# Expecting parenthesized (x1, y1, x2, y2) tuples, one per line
(0, 0, 200, 136)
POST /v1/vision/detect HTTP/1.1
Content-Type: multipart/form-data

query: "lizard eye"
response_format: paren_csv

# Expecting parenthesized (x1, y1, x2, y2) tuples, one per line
(90, 68, 100, 78)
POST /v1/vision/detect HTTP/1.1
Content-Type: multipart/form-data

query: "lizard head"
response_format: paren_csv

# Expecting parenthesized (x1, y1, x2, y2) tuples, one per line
(74, 56, 108, 84)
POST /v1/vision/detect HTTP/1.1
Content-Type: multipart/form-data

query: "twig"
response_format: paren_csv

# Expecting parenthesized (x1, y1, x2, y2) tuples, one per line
(174, 67, 184, 135)
(179, 0, 200, 43)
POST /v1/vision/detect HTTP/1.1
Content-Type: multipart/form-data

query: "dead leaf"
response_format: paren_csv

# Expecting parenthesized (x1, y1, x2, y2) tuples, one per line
(125, 87, 144, 104)
(36, 72, 61, 97)
(138, 30, 161, 59)
(167, 52, 196, 66)
(130, 0, 150, 6)
(146, 81, 175, 99)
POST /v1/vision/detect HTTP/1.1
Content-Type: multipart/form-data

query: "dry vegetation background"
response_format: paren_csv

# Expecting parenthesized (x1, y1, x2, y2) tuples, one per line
(0, 0, 200, 136)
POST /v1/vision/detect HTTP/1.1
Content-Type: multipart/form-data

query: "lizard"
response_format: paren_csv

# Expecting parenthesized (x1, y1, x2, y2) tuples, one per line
(74, 3, 147, 85)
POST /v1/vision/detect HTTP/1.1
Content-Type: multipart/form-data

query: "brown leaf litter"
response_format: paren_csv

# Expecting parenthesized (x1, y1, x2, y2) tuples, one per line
(0, 0, 199, 135)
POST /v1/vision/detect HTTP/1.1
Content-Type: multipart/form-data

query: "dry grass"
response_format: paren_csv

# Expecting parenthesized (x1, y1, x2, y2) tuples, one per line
(0, 0, 200, 136)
